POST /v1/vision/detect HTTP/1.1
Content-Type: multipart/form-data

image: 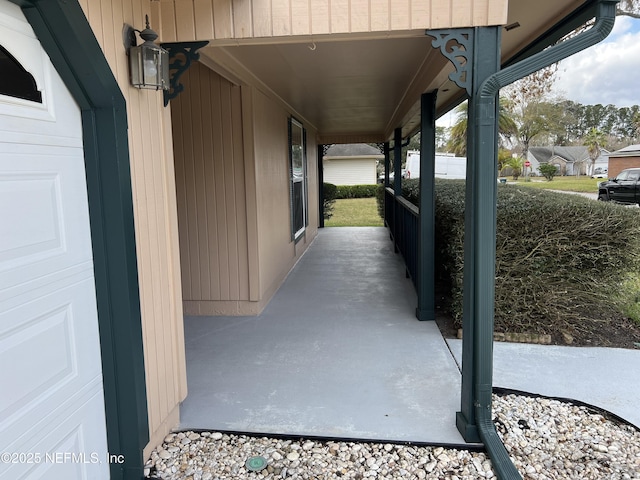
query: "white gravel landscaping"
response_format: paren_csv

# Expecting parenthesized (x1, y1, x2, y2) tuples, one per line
(146, 394, 640, 480)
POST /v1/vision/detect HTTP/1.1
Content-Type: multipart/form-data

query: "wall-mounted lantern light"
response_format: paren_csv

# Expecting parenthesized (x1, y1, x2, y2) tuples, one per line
(125, 15, 169, 90)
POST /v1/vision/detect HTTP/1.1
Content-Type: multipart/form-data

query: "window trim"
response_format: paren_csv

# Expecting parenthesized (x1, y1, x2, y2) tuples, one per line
(288, 116, 307, 242)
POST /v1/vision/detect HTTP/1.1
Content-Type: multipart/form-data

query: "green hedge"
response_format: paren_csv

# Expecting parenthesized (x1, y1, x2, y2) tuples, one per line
(336, 184, 379, 199)
(375, 184, 385, 219)
(323, 183, 338, 220)
(403, 179, 640, 340)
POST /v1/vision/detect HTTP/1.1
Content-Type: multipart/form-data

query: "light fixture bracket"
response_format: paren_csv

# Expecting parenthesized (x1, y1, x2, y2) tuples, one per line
(160, 41, 209, 106)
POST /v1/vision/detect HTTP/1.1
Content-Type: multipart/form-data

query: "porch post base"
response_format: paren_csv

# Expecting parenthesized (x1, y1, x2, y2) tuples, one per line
(456, 411, 480, 443)
(415, 307, 435, 321)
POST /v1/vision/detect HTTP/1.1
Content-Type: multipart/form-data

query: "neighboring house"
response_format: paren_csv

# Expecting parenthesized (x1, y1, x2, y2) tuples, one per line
(608, 144, 640, 178)
(528, 146, 609, 176)
(0, 0, 618, 479)
(323, 144, 383, 185)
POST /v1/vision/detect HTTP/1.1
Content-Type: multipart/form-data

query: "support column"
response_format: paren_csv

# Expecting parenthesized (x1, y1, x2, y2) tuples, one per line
(384, 142, 390, 188)
(318, 144, 325, 228)
(393, 128, 402, 196)
(416, 92, 437, 321)
(392, 128, 403, 250)
(456, 26, 501, 444)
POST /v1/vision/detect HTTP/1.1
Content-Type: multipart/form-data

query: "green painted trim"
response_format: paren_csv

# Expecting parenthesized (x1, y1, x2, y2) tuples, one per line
(318, 144, 325, 228)
(9, 1, 149, 479)
(416, 92, 437, 321)
(457, 27, 496, 444)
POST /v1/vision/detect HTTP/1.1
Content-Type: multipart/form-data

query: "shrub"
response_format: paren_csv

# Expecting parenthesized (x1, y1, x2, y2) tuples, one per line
(402, 178, 421, 204)
(375, 184, 385, 219)
(538, 163, 558, 181)
(410, 180, 640, 341)
(335, 184, 379, 199)
(323, 183, 338, 220)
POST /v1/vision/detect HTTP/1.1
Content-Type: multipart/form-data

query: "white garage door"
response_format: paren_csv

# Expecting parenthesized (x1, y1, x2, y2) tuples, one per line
(0, 2, 109, 479)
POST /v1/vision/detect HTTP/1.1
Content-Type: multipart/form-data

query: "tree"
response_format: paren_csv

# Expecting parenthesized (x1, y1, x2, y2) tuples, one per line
(505, 156, 524, 181)
(446, 103, 469, 156)
(445, 99, 517, 156)
(514, 101, 567, 159)
(583, 128, 607, 176)
(502, 65, 563, 158)
(618, 0, 640, 19)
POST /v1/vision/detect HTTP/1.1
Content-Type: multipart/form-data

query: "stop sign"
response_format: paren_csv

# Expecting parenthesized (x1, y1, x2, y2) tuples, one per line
(524, 160, 531, 167)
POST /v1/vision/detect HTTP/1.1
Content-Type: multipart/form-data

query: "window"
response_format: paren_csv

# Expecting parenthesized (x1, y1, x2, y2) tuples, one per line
(0, 44, 42, 103)
(289, 117, 307, 241)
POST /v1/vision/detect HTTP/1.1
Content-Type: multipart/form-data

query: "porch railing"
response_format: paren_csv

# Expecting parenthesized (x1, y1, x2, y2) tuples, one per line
(384, 187, 418, 287)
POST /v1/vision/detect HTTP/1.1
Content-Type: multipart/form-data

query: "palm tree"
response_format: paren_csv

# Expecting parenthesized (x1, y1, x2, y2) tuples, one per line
(445, 98, 518, 156)
(583, 127, 606, 176)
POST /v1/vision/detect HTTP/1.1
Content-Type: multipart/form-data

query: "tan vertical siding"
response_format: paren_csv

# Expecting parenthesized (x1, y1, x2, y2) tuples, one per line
(252, 89, 318, 301)
(171, 63, 251, 313)
(410, 0, 430, 30)
(391, 0, 411, 31)
(350, 0, 369, 32)
(194, 0, 215, 39)
(272, 0, 292, 36)
(80, 0, 186, 459)
(291, 0, 311, 35)
(154, 0, 509, 42)
(213, 0, 235, 38)
(330, 0, 349, 33)
(451, 0, 473, 27)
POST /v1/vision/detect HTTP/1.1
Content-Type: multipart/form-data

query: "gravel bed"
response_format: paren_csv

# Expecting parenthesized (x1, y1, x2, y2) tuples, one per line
(146, 394, 640, 479)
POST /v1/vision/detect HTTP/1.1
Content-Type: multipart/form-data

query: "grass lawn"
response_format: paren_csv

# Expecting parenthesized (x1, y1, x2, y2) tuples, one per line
(325, 197, 383, 227)
(512, 176, 601, 193)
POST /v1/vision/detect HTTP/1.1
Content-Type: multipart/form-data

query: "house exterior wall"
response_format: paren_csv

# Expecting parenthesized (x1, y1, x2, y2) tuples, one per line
(172, 62, 254, 315)
(609, 155, 640, 178)
(151, 0, 508, 43)
(77, 0, 186, 459)
(172, 65, 318, 315)
(323, 157, 378, 185)
(251, 88, 319, 304)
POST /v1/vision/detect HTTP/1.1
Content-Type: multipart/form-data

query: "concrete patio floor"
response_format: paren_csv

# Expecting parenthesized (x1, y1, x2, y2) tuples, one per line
(180, 227, 469, 445)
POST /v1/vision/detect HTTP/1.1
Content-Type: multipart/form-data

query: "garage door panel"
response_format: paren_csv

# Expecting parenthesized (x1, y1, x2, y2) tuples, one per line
(0, 172, 63, 263)
(1, 388, 109, 480)
(0, 277, 103, 431)
(0, 150, 94, 295)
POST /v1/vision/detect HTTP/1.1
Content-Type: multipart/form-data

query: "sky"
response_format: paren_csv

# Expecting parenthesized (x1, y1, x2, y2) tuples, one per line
(552, 15, 640, 108)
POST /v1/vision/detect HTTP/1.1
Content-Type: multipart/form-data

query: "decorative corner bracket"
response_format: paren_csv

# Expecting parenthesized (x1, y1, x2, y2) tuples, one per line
(427, 29, 473, 95)
(322, 144, 334, 156)
(375, 143, 386, 154)
(160, 41, 209, 106)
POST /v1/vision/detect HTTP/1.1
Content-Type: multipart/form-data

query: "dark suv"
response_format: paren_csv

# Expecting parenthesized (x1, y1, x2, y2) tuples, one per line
(598, 168, 640, 204)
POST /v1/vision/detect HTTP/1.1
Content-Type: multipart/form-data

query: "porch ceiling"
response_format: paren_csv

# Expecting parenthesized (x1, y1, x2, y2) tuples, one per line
(199, 0, 590, 144)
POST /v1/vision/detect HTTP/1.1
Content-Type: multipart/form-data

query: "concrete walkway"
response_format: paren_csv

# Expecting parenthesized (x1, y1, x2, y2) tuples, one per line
(181, 227, 467, 444)
(448, 340, 640, 428)
(180, 226, 640, 446)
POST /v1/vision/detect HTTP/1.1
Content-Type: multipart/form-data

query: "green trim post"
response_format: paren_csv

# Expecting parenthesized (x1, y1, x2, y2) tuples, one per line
(393, 128, 402, 196)
(383, 142, 391, 188)
(318, 144, 325, 228)
(455, 27, 499, 443)
(416, 92, 437, 321)
(12, 1, 149, 479)
(392, 128, 403, 251)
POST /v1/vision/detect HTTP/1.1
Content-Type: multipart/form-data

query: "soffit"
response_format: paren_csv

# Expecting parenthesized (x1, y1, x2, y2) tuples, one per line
(199, 0, 590, 144)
